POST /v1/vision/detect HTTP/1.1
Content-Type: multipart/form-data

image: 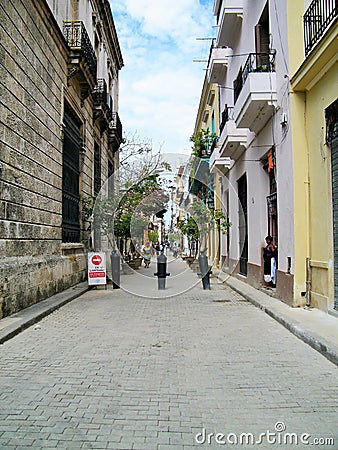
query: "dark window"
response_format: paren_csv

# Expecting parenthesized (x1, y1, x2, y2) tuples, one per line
(327, 100, 338, 310)
(62, 105, 81, 243)
(108, 160, 114, 196)
(94, 143, 101, 195)
(255, 3, 270, 67)
(238, 174, 248, 276)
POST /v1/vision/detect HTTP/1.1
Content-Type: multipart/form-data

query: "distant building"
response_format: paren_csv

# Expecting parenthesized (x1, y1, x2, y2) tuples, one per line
(0, 0, 123, 317)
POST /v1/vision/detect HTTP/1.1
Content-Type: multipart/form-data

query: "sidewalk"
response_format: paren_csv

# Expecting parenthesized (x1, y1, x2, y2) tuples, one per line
(215, 270, 338, 366)
(0, 282, 88, 345)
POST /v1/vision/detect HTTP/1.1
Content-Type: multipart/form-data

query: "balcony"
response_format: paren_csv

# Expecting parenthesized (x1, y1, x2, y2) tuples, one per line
(214, 0, 243, 47)
(304, 0, 337, 56)
(93, 79, 113, 128)
(218, 106, 254, 160)
(233, 52, 277, 134)
(109, 112, 123, 147)
(208, 47, 232, 83)
(63, 21, 97, 101)
(209, 146, 232, 174)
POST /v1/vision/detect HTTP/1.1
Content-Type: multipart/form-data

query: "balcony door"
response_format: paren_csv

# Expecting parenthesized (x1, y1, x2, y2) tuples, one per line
(326, 100, 338, 310)
(332, 136, 338, 310)
(255, 4, 270, 67)
(238, 174, 248, 276)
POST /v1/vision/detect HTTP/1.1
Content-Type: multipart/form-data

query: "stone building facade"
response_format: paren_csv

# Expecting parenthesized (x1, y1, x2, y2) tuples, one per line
(0, 0, 123, 318)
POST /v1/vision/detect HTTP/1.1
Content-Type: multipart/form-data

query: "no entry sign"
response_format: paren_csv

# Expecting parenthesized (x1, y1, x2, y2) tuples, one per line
(88, 252, 107, 285)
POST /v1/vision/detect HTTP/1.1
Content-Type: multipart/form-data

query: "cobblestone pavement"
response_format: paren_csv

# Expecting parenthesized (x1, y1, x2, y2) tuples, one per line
(0, 260, 337, 449)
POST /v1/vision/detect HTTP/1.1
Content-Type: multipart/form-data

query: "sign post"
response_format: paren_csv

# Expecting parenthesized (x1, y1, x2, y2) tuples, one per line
(88, 252, 107, 287)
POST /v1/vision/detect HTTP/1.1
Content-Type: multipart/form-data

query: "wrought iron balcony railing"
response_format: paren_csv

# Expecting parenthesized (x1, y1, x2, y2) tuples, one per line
(63, 21, 97, 78)
(93, 79, 108, 104)
(233, 52, 276, 104)
(219, 105, 234, 134)
(93, 79, 113, 121)
(210, 137, 218, 155)
(109, 112, 123, 144)
(304, 0, 337, 56)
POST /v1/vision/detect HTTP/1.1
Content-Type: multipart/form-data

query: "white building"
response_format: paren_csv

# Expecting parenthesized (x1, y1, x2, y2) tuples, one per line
(210, 0, 295, 302)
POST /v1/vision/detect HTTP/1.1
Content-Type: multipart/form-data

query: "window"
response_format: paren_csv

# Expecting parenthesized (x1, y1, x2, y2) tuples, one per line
(62, 104, 81, 243)
(94, 143, 101, 195)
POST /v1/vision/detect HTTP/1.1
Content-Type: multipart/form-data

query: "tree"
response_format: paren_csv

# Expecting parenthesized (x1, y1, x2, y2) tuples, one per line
(148, 231, 159, 244)
(178, 217, 200, 258)
(82, 132, 171, 254)
(119, 131, 171, 187)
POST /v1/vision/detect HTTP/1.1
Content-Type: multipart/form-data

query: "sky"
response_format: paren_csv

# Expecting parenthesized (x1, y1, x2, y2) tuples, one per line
(109, 0, 216, 156)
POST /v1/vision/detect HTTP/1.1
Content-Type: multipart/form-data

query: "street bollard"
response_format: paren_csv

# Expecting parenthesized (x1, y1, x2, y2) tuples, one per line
(154, 252, 170, 290)
(198, 250, 211, 290)
(111, 250, 120, 289)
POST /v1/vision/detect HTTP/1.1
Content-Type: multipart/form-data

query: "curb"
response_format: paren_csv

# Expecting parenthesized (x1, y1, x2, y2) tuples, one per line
(0, 282, 89, 345)
(225, 277, 338, 367)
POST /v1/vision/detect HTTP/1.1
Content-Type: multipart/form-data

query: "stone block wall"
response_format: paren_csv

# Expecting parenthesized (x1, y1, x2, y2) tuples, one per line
(0, 0, 120, 317)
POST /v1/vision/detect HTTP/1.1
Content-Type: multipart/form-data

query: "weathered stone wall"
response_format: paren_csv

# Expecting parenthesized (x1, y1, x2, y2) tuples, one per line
(0, 0, 113, 318)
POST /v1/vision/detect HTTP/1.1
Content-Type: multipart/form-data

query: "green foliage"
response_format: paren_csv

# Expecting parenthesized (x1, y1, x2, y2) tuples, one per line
(148, 231, 159, 243)
(213, 210, 232, 234)
(82, 174, 169, 245)
(178, 217, 200, 257)
(190, 129, 217, 157)
(178, 217, 199, 241)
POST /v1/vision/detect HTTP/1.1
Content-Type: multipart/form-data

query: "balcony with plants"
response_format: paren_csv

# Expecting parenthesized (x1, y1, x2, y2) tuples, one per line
(233, 51, 277, 134)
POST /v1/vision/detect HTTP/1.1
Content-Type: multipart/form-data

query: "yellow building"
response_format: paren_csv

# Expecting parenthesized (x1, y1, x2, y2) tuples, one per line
(289, 0, 338, 311)
(192, 71, 222, 266)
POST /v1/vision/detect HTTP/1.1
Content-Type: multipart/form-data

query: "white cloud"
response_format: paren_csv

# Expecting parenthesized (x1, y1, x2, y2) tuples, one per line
(110, 0, 215, 154)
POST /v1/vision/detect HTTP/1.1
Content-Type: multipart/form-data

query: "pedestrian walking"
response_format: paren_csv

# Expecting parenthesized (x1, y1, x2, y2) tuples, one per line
(142, 242, 152, 268)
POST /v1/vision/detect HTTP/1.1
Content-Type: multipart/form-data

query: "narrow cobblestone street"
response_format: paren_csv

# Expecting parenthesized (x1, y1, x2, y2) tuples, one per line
(0, 259, 337, 449)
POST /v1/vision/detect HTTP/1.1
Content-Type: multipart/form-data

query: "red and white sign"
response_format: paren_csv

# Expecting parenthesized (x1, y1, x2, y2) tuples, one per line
(88, 252, 106, 285)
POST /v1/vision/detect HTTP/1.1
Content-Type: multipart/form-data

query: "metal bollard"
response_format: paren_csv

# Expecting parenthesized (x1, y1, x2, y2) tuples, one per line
(198, 251, 211, 290)
(154, 252, 170, 290)
(111, 250, 120, 289)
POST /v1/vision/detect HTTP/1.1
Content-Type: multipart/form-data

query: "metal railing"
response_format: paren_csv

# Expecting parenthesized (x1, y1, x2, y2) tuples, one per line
(210, 137, 218, 155)
(93, 79, 113, 119)
(63, 21, 97, 78)
(325, 99, 338, 143)
(93, 79, 107, 104)
(304, 0, 337, 56)
(219, 105, 234, 134)
(234, 52, 276, 103)
(109, 112, 123, 143)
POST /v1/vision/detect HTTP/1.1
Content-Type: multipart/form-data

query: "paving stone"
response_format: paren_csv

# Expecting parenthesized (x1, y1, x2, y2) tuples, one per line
(0, 267, 337, 449)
